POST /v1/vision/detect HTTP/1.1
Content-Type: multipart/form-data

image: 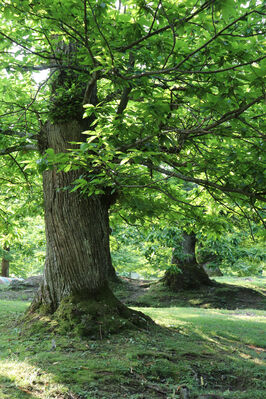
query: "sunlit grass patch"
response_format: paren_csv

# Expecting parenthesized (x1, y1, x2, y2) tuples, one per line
(0, 300, 29, 315)
(135, 307, 266, 348)
(215, 276, 266, 291)
(0, 282, 265, 399)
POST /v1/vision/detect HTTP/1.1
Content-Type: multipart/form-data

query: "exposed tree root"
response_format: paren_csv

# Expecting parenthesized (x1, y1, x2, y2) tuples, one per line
(24, 285, 154, 339)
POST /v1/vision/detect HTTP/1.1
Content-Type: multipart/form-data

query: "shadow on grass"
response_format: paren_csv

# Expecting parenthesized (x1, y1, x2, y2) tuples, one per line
(124, 280, 266, 311)
(21, 315, 266, 399)
(1, 298, 266, 399)
(0, 278, 265, 398)
(0, 375, 40, 399)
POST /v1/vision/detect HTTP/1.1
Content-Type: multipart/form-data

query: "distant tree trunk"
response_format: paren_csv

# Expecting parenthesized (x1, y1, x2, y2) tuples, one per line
(163, 231, 212, 290)
(1, 245, 10, 277)
(202, 255, 223, 277)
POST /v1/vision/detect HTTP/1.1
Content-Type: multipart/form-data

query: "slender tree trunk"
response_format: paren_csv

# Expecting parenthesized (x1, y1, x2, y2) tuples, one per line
(163, 231, 212, 290)
(1, 245, 10, 277)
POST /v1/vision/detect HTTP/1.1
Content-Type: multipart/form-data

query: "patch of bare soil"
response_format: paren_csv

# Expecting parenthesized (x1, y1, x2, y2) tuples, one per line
(114, 277, 152, 304)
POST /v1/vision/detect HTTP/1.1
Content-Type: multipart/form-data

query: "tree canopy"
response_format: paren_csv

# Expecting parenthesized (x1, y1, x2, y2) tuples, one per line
(0, 0, 265, 216)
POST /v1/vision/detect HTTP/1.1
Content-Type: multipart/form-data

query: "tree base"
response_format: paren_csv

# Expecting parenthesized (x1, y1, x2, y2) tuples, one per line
(24, 285, 153, 339)
(162, 265, 213, 291)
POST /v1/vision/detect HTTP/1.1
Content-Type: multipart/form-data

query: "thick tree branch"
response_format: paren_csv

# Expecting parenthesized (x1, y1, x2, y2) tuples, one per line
(116, 86, 132, 116)
(0, 128, 37, 139)
(162, 95, 264, 137)
(0, 144, 38, 156)
(116, 54, 135, 116)
(146, 165, 266, 202)
(83, 72, 98, 105)
(206, 95, 265, 130)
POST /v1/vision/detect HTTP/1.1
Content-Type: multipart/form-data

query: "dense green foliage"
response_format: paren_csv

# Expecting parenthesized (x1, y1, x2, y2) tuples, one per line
(110, 222, 265, 278)
(0, 151, 43, 277)
(6, 216, 45, 278)
(0, 1, 265, 278)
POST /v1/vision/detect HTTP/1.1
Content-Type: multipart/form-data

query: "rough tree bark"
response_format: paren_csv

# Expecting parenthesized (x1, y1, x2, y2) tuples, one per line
(28, 119, 150, 336)
(1, 245, 10, 277)
(103, 208, 120, 282)
(163, 231, 212, 290)
(27, 45, 151, 336)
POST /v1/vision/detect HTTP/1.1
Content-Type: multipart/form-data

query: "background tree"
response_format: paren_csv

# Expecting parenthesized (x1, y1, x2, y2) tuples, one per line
(110, 186, 265, 284)
(0, 0, 265, 335)
(0, 146, 42, 277)
(162, 230, 212, 289)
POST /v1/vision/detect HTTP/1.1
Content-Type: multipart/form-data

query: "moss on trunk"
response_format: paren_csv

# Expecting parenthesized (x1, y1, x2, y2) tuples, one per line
(163, 232, 213, 290)
(162, 264, 213, 291)
(25, 284, 153, 338)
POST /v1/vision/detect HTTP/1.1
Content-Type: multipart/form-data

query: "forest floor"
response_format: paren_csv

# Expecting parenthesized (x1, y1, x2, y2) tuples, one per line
(0, 276, 265, 399)
(113, 275, 266, 310)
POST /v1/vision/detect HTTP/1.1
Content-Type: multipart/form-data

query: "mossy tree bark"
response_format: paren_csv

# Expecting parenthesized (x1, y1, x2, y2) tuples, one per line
(1, 245, 10, 277)
(163, 231, 212, 290)
(28, 45, 151, 336)
(28, 119, 150, 336)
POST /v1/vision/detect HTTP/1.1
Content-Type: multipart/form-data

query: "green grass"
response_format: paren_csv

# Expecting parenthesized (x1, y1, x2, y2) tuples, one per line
(0, 277, 265, 398)
(215, 276, 266, 292)
(130, 276, 266, 310)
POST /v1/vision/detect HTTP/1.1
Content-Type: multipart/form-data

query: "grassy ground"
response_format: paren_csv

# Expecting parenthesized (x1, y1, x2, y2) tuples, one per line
(117, 276, 266, 310)
(0, 277, 265, 399)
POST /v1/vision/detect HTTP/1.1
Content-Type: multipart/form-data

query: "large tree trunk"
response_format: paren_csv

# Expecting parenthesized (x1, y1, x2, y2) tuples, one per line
(1, 245, 10, 277)
(163, 231, 212, 290)
(28, 120, 150, 336)
(103, 207, 120, 282)
(26, 42, 151, 336)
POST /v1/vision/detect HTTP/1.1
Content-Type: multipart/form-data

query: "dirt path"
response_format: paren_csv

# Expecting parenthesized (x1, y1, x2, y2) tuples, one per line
(115, 277, 152, 304)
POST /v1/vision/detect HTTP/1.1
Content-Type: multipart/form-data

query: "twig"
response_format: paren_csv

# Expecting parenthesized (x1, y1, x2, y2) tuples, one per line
(87, 0, 114, 65)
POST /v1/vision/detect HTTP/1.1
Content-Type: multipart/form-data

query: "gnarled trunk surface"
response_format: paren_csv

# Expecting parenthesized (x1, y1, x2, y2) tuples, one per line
(26, 41, 152, 336)
(29, 120, 151, 336)
(163, 231, 212, 290)
(103, 205, 120, 282)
